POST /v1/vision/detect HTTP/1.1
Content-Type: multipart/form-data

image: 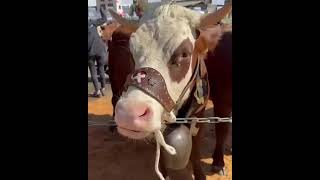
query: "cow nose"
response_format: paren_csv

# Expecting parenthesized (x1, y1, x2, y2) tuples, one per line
(115, 101, 152, 123)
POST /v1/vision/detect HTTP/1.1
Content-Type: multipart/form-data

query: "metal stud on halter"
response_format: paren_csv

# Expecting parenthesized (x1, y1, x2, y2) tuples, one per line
(131, 71, 146, 83)
(124, 67, 176, 112)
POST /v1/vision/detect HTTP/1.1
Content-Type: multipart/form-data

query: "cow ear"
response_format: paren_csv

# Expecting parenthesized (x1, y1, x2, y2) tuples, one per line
(100, 23, 120, 40)
(108, 8, 139, 33)
(199, 3, 232, 28)
(194, 25, 223, 55)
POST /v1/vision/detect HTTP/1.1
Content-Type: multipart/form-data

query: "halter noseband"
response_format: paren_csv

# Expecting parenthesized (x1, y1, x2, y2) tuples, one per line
(124, 57, 201, 114)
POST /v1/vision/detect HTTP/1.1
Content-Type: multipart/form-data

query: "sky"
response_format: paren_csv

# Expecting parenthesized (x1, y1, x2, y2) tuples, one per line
(88, 0, 96, 6)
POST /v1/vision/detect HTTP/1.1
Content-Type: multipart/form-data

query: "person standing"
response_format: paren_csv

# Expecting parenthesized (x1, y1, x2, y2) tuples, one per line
(88, 7, 108, 97)
(129, 0, 147, 20)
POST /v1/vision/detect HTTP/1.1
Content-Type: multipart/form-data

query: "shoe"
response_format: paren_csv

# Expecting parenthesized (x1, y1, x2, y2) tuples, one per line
(91, 90, 102, 98)
(100, 88, 105, 96)
(211, 165, 226, 175)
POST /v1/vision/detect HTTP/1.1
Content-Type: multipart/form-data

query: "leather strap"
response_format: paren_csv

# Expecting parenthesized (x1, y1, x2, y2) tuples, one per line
(124, 57, 201, 113)
(124, 67, 176, 112)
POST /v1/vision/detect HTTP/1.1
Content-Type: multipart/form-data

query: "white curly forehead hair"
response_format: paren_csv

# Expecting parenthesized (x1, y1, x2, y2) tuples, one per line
(109, 2, 232, 40)
(140, 3, 201, 28)
(129, 4, 200, 64)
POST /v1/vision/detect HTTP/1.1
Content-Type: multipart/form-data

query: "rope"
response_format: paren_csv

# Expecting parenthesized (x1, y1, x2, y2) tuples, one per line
(154, 130, 176, 180)
(155, 139, 164, 180)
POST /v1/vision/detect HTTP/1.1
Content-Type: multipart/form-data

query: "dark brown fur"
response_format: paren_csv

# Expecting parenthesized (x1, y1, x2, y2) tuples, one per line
(167, 38, 194, 83)
(107, 26, 135, 116)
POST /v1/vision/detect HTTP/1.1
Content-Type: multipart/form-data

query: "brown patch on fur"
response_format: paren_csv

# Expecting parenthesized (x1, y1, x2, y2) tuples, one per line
(167, 39, 193, 83)
(195, 25, 223, 56)
(100, 21, 140, 41)
(100, 21, 120, 41)
(221, 23, 232, 33)
(114, 25, 135, 36)
(199, 2, 232, 27)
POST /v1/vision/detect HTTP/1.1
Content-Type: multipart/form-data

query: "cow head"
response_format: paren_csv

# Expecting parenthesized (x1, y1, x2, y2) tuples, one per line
(110, 3, 232, 139)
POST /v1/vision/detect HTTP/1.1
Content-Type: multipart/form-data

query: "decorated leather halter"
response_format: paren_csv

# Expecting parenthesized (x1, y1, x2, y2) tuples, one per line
(123, 56, 201, 114)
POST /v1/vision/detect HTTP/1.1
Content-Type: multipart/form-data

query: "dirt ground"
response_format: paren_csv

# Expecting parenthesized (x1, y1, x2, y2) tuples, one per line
(88, 84, 232, 180)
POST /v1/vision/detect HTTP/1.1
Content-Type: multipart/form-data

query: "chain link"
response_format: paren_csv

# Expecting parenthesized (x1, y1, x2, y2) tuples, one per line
(88, 117, 232, 127)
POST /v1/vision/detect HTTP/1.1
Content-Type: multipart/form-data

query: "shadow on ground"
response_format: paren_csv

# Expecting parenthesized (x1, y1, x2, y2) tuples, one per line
(88, 113, 113, 121)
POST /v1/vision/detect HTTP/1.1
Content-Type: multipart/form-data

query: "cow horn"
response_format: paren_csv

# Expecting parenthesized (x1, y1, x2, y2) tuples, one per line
(199, 2, 232, 28)
(108, 8, 139, 33)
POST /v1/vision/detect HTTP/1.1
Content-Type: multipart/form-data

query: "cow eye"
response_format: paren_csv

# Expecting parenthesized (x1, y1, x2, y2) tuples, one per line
(170, 57, 178, 65)
(182, 52, 188, 58)
(170, 52, 190, 66)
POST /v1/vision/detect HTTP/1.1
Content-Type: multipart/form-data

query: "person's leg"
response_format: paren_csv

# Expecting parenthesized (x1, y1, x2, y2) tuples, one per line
(88, 58, 101, 97)
(96, 53, 107, 94)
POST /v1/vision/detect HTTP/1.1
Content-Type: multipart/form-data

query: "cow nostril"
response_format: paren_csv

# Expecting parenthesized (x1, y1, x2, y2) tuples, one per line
(139, 108, 150, 117)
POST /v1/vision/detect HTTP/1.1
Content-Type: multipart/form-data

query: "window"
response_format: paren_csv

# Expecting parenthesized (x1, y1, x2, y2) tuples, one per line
(100, 4, 106, 10)
(108, 3, 113, 7)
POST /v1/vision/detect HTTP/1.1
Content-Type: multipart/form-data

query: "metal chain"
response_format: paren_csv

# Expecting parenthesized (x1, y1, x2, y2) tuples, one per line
(88, 117, 232, 127)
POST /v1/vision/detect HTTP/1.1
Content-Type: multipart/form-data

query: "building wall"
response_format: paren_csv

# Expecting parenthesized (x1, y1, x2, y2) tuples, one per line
(96, 0, 134, 17)
(97, 0, 115, 10)
(96, 0, 117, 17)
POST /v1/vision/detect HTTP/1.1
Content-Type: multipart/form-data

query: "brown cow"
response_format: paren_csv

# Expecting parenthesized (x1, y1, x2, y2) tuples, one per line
(205, 28, 232, 174)
(107, 25, 135, 117)
(101, 4, 232, 180)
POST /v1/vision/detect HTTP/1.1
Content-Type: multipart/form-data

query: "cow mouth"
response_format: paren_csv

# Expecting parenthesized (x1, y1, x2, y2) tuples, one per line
(117, 126, 150, 139)
(118, 126, 141, 132)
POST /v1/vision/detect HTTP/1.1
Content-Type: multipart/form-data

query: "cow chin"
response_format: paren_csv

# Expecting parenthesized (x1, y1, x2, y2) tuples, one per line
(114, 88, 164, 139)
(117, 126, 152, 139)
